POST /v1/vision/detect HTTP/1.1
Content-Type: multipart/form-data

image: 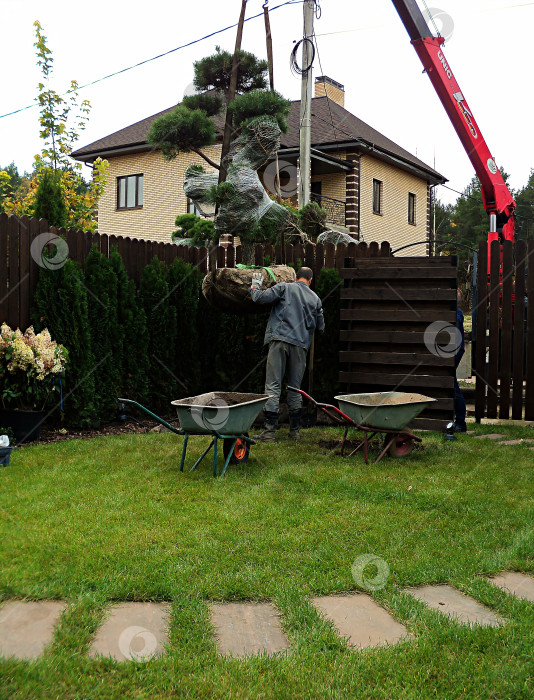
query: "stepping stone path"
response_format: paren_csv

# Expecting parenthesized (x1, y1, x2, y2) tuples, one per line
(3, 574, 532, 660)
(0, 600, 66, 660)
(89, 602, 170, 662)
(473, 434, 506, 440)
(487, 572, 534, 603)
(405, 585, 505, 627)
(210, 602, 289, 657)
(498, 439, 532, 446)
(312, 594, 409, 649)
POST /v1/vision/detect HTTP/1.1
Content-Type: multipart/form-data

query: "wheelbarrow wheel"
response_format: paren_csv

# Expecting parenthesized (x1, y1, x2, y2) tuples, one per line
(388, 434, 414, 458)
(223, 435, 250, 465)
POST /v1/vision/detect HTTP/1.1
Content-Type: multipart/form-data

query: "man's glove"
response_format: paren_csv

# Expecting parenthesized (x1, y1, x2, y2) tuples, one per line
(251, 271, 264, 290)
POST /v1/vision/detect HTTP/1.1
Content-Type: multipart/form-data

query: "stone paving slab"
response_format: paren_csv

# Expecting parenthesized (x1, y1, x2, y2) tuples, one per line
(210, 602, 289, 657)
(487, 572, 534, 603)
(312, 594, 409, 649)
(473, 434, 506, 440)
(405, 585, 505, 627)
(498, 439, 528, 446)
(89, 602, 170, 662)
(0, 600, 67, 659)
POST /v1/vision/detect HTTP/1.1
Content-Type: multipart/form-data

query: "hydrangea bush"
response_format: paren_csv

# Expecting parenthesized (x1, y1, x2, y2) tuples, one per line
(0, 324, 67, 410)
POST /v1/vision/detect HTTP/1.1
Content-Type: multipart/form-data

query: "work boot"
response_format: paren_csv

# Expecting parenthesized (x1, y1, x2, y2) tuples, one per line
(253, 411, 279, 442)
(289, 409, 301, 441)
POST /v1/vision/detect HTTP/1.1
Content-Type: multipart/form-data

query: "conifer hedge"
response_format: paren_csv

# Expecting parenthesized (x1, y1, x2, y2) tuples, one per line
(30, 249, 341, 428)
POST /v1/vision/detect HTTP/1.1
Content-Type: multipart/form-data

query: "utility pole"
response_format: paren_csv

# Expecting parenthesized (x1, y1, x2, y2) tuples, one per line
(298, 0, 314, 208)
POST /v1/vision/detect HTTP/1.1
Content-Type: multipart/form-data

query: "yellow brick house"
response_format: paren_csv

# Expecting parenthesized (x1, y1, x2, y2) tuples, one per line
(72, 76, 446, 254)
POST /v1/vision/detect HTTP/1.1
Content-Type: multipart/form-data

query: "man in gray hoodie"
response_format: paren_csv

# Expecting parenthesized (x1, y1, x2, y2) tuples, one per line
(249, 267, 325, 441)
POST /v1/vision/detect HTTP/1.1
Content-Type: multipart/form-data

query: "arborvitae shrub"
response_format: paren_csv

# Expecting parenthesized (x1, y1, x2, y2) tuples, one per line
(33, 169, 67, 228)
(196, 286, 221, 393)
(109, 248, 150, 405)
(167, 258, 202, 397)
(140, 256, 177, 407)
(84, 246, 122, 421)
(314, 267, 342, 401)
(32, 258, 98, 427)
(242, 312, 268, 394)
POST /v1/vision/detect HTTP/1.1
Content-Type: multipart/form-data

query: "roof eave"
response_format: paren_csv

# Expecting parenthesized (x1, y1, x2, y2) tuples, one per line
(298, 139, 446, 184)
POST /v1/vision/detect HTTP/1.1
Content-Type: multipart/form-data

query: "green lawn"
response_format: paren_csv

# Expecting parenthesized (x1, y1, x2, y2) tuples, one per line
(1, 425, 533, 699)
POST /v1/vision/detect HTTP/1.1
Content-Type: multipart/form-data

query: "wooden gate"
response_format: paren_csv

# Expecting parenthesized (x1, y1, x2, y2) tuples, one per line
(339, 252, 458, 430)
(475, 239, 534, 421)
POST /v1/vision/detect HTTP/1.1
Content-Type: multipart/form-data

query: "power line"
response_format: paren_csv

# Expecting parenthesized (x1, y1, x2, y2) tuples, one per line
(0, 0, 303, 121)
(439, 183, 467, 197)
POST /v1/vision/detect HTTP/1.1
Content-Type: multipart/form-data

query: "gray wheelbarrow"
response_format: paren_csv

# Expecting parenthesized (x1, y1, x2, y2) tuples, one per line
(290, 387, 435, 463)
(118, 392, 270, 477)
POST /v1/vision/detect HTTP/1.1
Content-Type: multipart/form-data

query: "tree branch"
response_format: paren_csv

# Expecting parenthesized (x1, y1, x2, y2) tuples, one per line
(191, 147, 220, 171)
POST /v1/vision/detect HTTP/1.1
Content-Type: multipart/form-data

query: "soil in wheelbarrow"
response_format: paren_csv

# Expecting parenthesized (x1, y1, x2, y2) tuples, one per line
(359, 393, 429, 405)
(173, 392, 268, 407)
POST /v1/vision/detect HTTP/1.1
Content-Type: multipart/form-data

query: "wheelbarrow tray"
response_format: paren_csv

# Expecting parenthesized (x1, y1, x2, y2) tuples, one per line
(335, 392, 436, 431)
(171, 392, 270, 435)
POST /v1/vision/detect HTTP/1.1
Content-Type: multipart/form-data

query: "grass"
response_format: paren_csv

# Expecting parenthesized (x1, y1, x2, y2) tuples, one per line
(1, 424, 533, 699)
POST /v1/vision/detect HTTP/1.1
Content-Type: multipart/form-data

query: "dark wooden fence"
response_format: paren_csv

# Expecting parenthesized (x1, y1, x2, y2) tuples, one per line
(339, 250, 458, 430)
(0, 214, 390, 332)
(475, 239, 534, 421)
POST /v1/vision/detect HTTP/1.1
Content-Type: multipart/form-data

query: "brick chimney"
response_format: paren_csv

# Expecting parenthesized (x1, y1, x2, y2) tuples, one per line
(314, 75, 345, 107)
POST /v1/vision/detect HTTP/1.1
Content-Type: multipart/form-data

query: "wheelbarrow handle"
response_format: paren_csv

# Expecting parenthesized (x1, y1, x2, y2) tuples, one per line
(288, 386, 317, 404)
(117, 398, 186, 436)
(287, 386, 359, 426)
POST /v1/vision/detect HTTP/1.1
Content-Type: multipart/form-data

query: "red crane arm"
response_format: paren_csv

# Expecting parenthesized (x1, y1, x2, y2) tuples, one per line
(391, 0, 515, 242)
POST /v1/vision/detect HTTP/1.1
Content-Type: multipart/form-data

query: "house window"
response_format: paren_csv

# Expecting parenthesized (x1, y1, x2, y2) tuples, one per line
(372, 179, 382, 215)
(408, 192, 416, 225)
(117, 175, 143, 210)
(187, 197, 201, 216)
(310, 181, 322, 200)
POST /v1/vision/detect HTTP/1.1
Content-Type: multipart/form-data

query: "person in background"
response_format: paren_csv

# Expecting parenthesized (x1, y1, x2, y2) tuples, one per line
(453, 288, 467, 432)
(249, 267, 325, 441)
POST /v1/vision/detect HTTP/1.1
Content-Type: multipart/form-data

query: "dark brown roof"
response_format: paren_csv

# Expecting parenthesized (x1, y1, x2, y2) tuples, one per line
(72, 96, 444, 181)
(281, 98, 444, 180)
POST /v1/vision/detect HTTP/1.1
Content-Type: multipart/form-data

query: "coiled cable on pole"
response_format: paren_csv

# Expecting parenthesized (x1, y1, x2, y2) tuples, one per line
(290, 37, 315, 76)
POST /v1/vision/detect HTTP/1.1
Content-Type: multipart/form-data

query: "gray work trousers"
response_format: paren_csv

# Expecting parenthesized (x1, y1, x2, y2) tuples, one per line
(264, 340, 307, 413)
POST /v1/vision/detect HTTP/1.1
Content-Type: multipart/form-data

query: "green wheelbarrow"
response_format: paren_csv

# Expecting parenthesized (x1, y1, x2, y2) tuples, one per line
(118, 392, 270, 477)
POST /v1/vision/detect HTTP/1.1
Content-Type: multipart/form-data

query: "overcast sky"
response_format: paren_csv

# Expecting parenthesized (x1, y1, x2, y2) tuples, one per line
(1, 0, 532, 205)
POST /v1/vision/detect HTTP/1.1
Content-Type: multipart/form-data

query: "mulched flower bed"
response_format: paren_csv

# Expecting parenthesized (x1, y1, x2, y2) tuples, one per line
(34, 417, 181, 446)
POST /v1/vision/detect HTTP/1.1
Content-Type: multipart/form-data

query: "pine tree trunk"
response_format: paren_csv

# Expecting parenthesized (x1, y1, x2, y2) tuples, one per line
(241, 240, 256, 265)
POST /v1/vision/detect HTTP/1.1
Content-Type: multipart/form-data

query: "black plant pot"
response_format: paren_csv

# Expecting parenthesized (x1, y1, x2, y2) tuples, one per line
(0, 409, 44, 444)
(0, 446, 13, 466)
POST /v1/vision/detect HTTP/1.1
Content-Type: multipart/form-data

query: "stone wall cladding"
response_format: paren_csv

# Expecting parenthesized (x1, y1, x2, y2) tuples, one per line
(359, 155, 429, 256)
(97, 144, 222, 242)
